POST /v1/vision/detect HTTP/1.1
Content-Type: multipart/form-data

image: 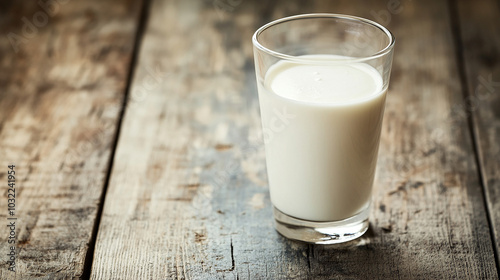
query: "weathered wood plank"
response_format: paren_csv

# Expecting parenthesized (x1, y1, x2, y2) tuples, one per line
(91, 0, 498, 278)
(455, 0, 500, 269)
(0, 0, 143, 278)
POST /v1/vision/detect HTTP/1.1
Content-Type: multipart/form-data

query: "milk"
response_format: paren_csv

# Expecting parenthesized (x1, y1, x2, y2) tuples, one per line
(258, 55, 387, 222)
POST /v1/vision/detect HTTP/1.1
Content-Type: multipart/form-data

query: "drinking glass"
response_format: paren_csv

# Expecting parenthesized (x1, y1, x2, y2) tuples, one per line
(252, 14, 395, 244)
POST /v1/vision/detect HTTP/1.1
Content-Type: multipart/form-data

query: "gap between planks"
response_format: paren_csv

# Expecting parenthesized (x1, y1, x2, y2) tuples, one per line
(447, 0, 500, 276)
(81, 0, 153, 278)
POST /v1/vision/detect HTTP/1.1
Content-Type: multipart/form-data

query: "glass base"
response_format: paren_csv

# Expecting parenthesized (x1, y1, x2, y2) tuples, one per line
(273, 206, 369, 244)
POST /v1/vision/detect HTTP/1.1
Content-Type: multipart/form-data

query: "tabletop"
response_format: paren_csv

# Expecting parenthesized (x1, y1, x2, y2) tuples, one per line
(1, 0, 499, 279)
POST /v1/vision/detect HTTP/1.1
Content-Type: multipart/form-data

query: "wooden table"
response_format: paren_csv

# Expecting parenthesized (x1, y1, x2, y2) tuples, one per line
(1, 0, 499, 279)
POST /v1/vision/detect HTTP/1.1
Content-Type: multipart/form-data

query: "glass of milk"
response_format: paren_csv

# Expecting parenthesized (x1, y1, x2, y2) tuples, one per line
(252, 14, 395, 244)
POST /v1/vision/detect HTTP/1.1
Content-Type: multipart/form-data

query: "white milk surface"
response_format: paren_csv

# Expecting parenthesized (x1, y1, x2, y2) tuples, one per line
(258, 55, 387, 221)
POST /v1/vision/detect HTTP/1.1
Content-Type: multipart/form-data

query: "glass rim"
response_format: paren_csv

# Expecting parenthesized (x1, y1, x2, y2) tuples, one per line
(252, 13, 396, 64)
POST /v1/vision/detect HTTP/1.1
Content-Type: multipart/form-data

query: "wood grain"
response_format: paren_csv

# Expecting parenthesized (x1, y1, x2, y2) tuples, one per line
(91, 0, 498, 279)
(455, 0, 500, 268)
(0, 1, 143, 278)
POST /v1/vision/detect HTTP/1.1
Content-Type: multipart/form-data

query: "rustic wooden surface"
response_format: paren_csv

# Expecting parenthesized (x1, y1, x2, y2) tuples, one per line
(89, 0, 498, 279)
(0, 0, 144, 279)
(0, 0, 499, 279)
(456, 0, 500, 268)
